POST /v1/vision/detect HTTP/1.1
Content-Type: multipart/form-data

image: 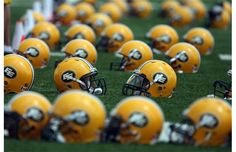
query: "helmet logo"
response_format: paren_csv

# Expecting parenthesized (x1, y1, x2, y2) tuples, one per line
(4, 66, 17, 79)
(61, 71, 76, 82)
(39, 32, 50, 40)
(74, 33, 85, 39)
(74, 49, 88, 58)
(113, 33, 124, 42)
(128, 112, 148, 128)
(78, 10, 86, 17)
(199, 113, 219, 128)
(25, 107, 44, 122)
(160, 34, 171, 43)
(26, 47, 39, 57)
(192, 36, 204, 45)
(153, 73, 168, 84)
(94, 19, 104, 27)
(177, 51, 188, 62)
(68, 110, 90, 126)
(129, 49, 142, 60)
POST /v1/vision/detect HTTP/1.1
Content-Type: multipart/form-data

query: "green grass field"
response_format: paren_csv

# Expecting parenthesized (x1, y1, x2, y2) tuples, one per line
(5, 0, 231, 152)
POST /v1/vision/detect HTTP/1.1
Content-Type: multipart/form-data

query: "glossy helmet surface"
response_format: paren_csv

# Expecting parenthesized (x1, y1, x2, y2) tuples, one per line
(183, 27, 215, 55)
(110, 40, 153, 71)
(183, 97, 231, 146)
(75, 2, 95, 23)
(31, 21, 60, 49)
(62, 39, 97, 64)
(102, 96, 164, 144)
(123, 60, 177, 97)
(54, 57, 106, 95)
(99, 2, 122, 22)
(146, 24, 179, 52)
(165, 42, 201, 73)
(56, 3, 76, 25)
(6, 91, 52, 139)
(159, 0, 180, 17)
(110, 0, 128, 14)
(183, 0, 206, 19)
(18, 38, 50, 68)
(65, 24, 96, 44)
(50, 90, 106, 143)
(85, 13, 113, 35)
(129, 0, 153, 18)
(4, 54, 34, 94)
(97, 23, 134, 52)
(170, 6, 194, 27)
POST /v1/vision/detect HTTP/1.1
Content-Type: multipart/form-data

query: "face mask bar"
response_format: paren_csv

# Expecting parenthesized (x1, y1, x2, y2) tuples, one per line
(213, 80, 231, 100)
(122, 73, 151, 97)
(110, 57, 128, 71)
(96, 36, 110, 51)
(80, 72, 107, 95)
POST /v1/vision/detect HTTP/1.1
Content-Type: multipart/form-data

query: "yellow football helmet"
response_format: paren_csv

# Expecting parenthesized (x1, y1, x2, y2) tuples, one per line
(62, 39, 97, 64)
(146, 24, 179, 52)
(54, 57, 106, 94)
(129, 0, 153, 18)
(170, 6, 194, 27)
(211, 10, 230, 29)
(182, 97, 231, 146)
(75, 2, 95, 23)
(65, 24, 96, 44)
(223, 1, 231, 16)
(31, 21, 60, 49)
(32, 12, 45, 23)
(4, 54, 34, 94)
(123, 60, 177, 97)
(183, 27, 215, 55)
(97, 23, 134, 52)
(110, 40, 153, 71)
(85, 13, 113, 35)
(110, 0, 128, 14)
(165, 42, 201, 73)
(49, 90, 106, 143)
(6, 91, 52, 139)
(56, 3, 76, 25)
(183, 0, 206, 19)
(101, 96, 164, 144)
(18, 38, 50, 68)
(159, 0, 180, 17)
(99, 2, 122, 22)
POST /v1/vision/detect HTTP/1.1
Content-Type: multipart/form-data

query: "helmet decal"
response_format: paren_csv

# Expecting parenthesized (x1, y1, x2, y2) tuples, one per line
(94, 19, 104, 27)
(39, 32, 50, 40)
(112, 33, 124, 41)
(74, 33, 85, 39)
(192, 36, 204, 45)
(153, 73, 168, 84)
(67, 110, 90, 126)
(61, 71, 76, 82)
(129, 49, 142, 60)
(128, 112, 148, 128)
(4, 66, 17, 79)
(75, 49, 88, 58)
(199, 113, 219, 128)
(25, 107, 44, 122)
(26, 47, 40, 57)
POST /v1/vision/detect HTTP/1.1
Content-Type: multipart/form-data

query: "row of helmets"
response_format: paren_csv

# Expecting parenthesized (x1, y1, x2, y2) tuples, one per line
(5, 90, 231, 146)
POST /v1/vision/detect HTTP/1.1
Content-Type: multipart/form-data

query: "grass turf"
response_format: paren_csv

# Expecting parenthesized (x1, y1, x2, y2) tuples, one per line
(5, 0, 231, 152)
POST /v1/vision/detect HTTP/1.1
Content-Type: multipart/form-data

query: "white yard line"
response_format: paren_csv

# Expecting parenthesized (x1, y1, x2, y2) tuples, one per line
(218, 54, 232, 61)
